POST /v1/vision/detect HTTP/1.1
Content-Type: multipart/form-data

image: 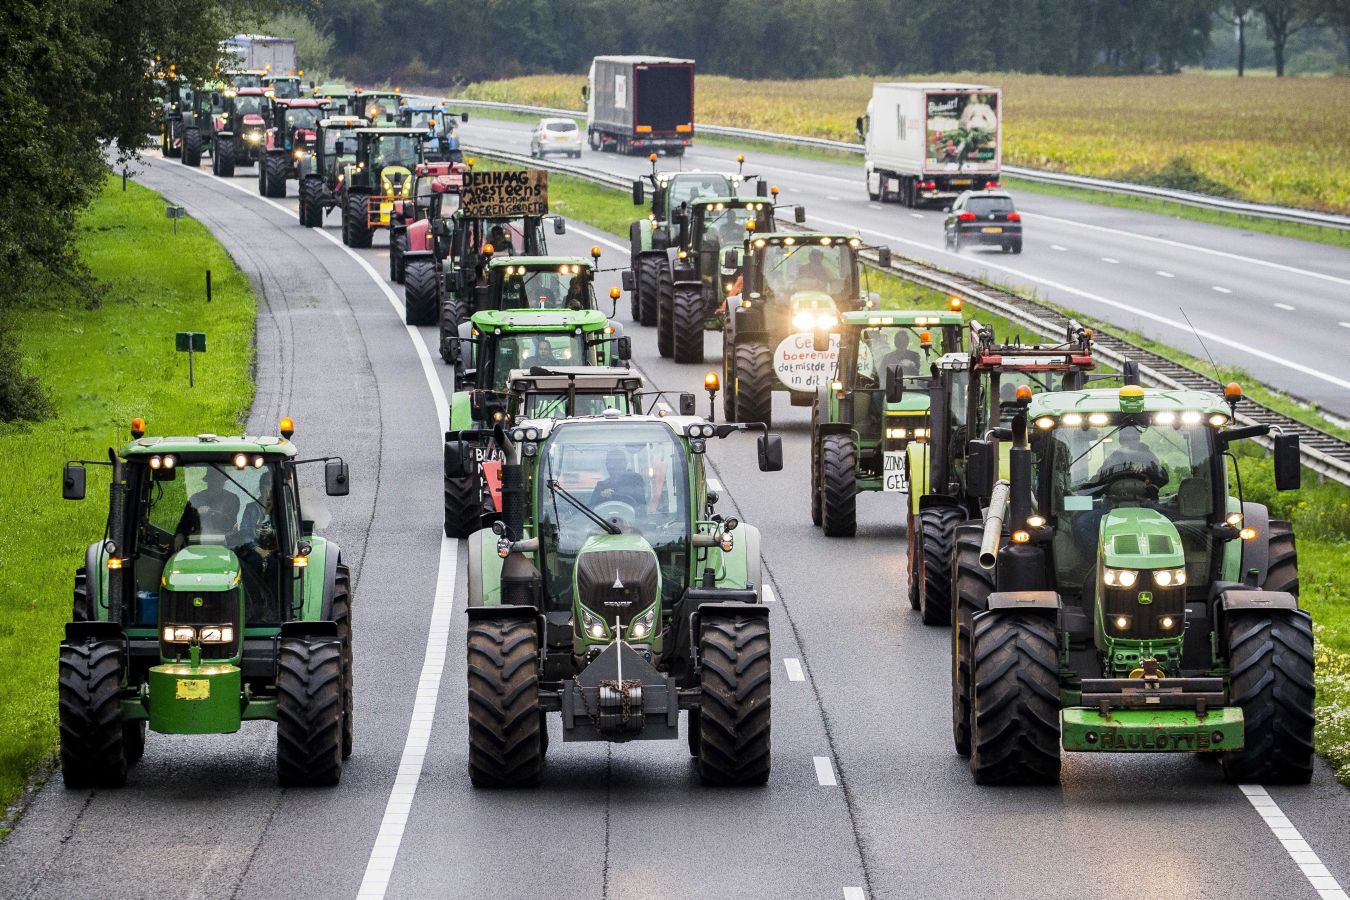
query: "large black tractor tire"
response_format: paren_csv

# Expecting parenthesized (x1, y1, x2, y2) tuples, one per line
(276, 637, 344, 786)
(123, 720, 147, 767)
(732, 342, 773, 427)
(440, 297, 469, 365)
(467, 616, 544, 788)
(696, 614, 771, 786)
(444, 463, 482, 538)
(1262, 519, 1299, 596)
(952, 523, 994, 757)
(671, 285, 705, 364)
(390, 232, 407, 283)
(332, 564, 354, 759)
(182, 128, 202, 167)
(636, 255, 664, 327)
(1220, 610, 1315, 784)
(809, 410, 823, 527)
(969, 612, 1062, 785)
(343, 194, 373, 249)
(403, 260, 439, 326)
(656, 286, 675, 358)
(918, 506, 965, 626)
(299, 177, 324, 228)
(819, 434, 857, 538)
(73, 567, 93, 621)
(262, 154, 288, 198)
(214, 139, 235, 178)
(58, 638, 128, 789)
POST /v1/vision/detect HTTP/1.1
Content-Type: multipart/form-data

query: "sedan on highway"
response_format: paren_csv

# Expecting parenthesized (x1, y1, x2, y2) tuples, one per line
(944, 190, 1023, 253)
(529, 117, 583, 159)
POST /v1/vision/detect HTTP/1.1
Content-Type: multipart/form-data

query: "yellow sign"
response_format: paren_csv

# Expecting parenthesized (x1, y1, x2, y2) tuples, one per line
(176, 679, 210, 700)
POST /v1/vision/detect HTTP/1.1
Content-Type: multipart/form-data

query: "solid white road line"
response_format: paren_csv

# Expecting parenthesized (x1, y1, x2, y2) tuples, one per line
(1274, 303, 1296, 311)
(1101, 257, 1119, 264)
(783, 658, 805, 682)
(814, 756, 838, 786)
(1340, 322, 1350, 330)
(1240, 786, 1348, 900)
(1051, 244, 1067, 251)
(1213, 285, 1233, 294)
(843, 888, 866, 900)
(763, 583, 776, 602)
(166, 158, 458, 900)
(1156, 270, 1175, 278)
(807, 212, 1350, 394)
(706, 476, 724, 492)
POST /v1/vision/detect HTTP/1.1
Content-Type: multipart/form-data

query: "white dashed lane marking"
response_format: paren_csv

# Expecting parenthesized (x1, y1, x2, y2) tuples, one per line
(783, 658, 805, 682)
(1156, 270, 1175, 278)
(1341, 322, 1350, 329)
(843, 889, 866, 900)
(1101, 257, 1119, 264)
(1051, 244, 1067, 251)
(814, 756, 838, 787)
(762, 583, 776, 602)
(909, 213, 924, 219)
(868, 203, 883, 210)
(1240, 786, 1348, 900)
(1213, 285, 1233, 294)
(1274, 303, 1296, 311)
(707, 476, 723, 492)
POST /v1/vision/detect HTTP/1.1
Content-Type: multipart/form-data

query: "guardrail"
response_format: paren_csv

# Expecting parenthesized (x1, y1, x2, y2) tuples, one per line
(448, 96, 1350, 230)
(462, 140, 1350, 488)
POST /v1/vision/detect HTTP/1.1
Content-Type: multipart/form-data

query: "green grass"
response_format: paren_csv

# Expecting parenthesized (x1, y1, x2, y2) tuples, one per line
(0, 176, 256, 826)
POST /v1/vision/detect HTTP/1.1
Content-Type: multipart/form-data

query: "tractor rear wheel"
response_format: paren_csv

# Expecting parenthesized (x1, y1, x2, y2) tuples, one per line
(671, 285, 705, 364)
(440, 297, 468, 365)
(404, 260, 438, 326)
(918, 506, 964, 626)
(299, 177, 323, 227)
(444, 462, 482, 538)
(215, 139, 235, 177)
(635, 255, 663, 327)
(1221, 610, 1314, 784)
(58, 638, 128, 788)
(344, 195, 372, 248)
(262, 154, 288, 198)
(656, 286, 674, 358)
(390, 232, 407, 283)
(276, 636, 344, 786)
(1262, 519, 1298, 595)
(969, 611, 1061, 785)
(819, 434, 857, 537)
(732, 342, 773, 427)
(182, 128, 202, 167)
(332, 564, 354, 759)
(952, 523, 994, 757)
(696, 613, 771, 786)
(467, 616, 543, 787)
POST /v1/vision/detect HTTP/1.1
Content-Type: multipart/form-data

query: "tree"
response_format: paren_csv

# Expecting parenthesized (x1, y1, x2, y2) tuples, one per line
(1225, 2, 1255, 74)
(1258, 0, 1325, 74)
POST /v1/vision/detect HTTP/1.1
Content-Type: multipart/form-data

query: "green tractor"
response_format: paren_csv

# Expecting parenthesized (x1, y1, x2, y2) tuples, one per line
(177, 79, 225, 169)
(453, 410, 784, 786)
(335, 128, 426, 248)
(950, 381, 1311, 784)
(722, 233, 891, 428)
(907, 318, 1095, 625)
(442, 309, 630, 537)
(159, 79, 191, 159)
(263, 73, 308, 100)
(626, 155, 755, 328)
(297, 115, 368, 228)
(57, 418, 354, 787)
(354, 89, 403, 127)
(647, 192, 805, 364)
(312, 84, 358, 117)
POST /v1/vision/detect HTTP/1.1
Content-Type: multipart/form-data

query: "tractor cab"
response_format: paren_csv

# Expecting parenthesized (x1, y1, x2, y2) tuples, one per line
(354, 89, 402, 126)
(308, 116, 367, 183)
(338, 128, 427, 237)
(263, 74, 307, 99)
(225, 69, 266, 90)
(266, 98, 328, 154)
(483, 255, 605, 313)
(454, 308, 614, 395)
(398, 102, 468, 162)
(505, 367, 645, 420)
(313, 84, 357, 117)
(392, 162, 468, 282)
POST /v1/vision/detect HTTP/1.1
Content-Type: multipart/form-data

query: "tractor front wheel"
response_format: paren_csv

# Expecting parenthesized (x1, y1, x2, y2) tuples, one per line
(671, 285, 705, 364)
(635, 256, 664, 327)
(969, 611, 1061, 785)
(918, 506, 964, 625)
(262, 154, 288, 198)
(1221, 610, 1314, 784)
(696, 614, 771, 786)
(182, 128, 202, 167)
(404, 260, 438, 326)
(467, 616, 544, 787)
(214, 139, 235, 177)
(656, 285, 674, 358)
(58, 638, 128, 789)
(276, 636, 344, 786)
(952, 523, 993, 757)
(390, 232, 407, 283)
(819, 434, 857, 537)
(440, 297, 468, 365)
(299, 177, 323, 227)
(343, 195, 372, 248)
(732, 342, 773, 427)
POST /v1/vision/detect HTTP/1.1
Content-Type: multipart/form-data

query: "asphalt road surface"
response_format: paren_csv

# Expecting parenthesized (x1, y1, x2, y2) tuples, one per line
(0, 147, 1346, 900)
(462, 115, 1350, 420)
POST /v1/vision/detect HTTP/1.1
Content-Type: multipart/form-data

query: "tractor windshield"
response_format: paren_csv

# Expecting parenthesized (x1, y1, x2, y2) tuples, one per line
(538, 422, 690, 610)
(233, 96, 263, 118)
(758, 243, 855, 306)
(667, 174, 735, 208)
(485, 333, 592, 391)
(283, 108, 322, 133)
(854, 326, 935, 386)
(406, 109, 445, 135)
(698, 205, 757, 251)
(1039, 419, 1216, 592)
(269, 79, 302, 99)
(498, 268, 591, 311)
(518, 390, 633, 419)
(369, 135, 420, 171)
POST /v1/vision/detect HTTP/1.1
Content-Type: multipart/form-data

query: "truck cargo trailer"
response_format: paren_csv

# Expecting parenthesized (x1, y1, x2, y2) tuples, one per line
(584, 56, 694, 156)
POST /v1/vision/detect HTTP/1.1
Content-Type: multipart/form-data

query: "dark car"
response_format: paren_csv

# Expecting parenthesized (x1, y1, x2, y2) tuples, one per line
(944, 190, 1022, 253)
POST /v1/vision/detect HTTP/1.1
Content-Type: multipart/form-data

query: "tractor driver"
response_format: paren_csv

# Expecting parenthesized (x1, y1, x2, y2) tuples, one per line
(880, 330, 923, 381)
(174, 466, 240, 549)
(1094, 427, 1167, 502)
(590, 447, 646, 509)
(523, 337, 560, 369)
(487, 225, 515, 256)
(232, 472, 280, 620)
(797, 248, 840, 295)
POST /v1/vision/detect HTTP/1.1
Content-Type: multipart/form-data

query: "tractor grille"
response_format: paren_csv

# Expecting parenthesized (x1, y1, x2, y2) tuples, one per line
(159, 586, 241, 660)
(576, 550, 659, 628)
(1101, 579, 1185, 641)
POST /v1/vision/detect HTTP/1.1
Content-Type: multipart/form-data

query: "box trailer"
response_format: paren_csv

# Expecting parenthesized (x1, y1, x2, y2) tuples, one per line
(584, 56, 694, 156)
(225, 35, 298, 76)
(858, 82, 1002, 207)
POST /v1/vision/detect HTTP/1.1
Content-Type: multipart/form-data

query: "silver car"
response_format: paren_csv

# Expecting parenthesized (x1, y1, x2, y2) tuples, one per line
(530, 118, 582, 159)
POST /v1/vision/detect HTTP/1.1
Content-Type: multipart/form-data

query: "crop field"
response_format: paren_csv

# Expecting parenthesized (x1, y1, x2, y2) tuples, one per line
(454, 72, 1350, 214)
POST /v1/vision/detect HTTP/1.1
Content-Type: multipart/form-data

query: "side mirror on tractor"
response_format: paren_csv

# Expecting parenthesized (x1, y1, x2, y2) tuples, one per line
(756, 181, 769, 197)
(885, 366, 905, 403)
(757, 433, 784, 472)
(679, 393, 696, 416)
(444, 439, 470, 478)
(62, 464, 86, 501)
(795, 205, 806, 224)
(722, 249, 737, 268)
(616, 336, 632, 361)
(461, 112, 469, 122)
(621, 269, 635, 292)
(631, 180, 644, 205)
(876, 246, 892, 268)
(334, 140, 346, 155)
(553, 217, 566, 235)
(324, 459, 350, 496)
(1274, 433, 1301, 491)
(965, 440, 995, 500)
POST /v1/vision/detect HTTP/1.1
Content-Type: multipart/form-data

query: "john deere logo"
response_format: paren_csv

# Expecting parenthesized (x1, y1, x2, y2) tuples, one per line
(193, 597, 204, 607)
(1138, 591, 1153, 605)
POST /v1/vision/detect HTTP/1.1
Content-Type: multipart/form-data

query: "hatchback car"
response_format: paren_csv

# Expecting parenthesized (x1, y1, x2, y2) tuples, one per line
(944, 190, 1022, 253)
(529, 118, 582, 159)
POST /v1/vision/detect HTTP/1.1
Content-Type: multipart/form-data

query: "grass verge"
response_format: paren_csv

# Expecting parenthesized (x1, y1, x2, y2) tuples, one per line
(504, 155, 1350, 784)
(0, 176, 256, 828)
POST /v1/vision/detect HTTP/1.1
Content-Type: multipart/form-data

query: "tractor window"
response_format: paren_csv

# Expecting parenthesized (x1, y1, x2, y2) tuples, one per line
(323, 128, 359, 157)
(698, 206, 757, 251)
(233, 96, 263, 118)
(370, 135, 420, 170)
(487, 334, 591, 391)
(499, 269, 589, 311)
(667, 175, 734, 208)
(758, 243, 854, 305)
(406, 110, 442, 133)
(520, 391, 632, 419)
(283, 108, 321, 132)
(855, 327, 926, 387)
(538, 423, 689, 610)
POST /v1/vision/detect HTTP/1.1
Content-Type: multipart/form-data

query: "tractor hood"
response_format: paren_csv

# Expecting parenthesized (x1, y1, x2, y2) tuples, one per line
(572, 532, 662, 632)
(1099, 508, 1185, 570)
(162, 545, 242, 593)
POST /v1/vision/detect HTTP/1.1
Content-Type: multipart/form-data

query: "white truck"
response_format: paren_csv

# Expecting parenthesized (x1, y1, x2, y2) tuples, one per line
(857, 82, 1002, 208)
(225, 34, 298, 75)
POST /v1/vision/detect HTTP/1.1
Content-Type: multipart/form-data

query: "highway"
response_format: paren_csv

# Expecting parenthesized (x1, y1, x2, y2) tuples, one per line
(0, 145, 1346, 900)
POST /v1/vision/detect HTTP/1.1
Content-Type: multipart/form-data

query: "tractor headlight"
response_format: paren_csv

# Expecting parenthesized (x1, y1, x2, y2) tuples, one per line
(628, 605, 657, 641)
(294, 149, 306, 159)
(162, 625, 196, 643)
(245, 131, 262, 143)
(580, 607, 609, 641)
(199, 625, 235, 643)
(885, 427, 907, 440)
(792, 311, 814, 331)
(792, 311, 837, 331)
(1153, 567, 1187, 587)
(1103, 568, 1138, 588)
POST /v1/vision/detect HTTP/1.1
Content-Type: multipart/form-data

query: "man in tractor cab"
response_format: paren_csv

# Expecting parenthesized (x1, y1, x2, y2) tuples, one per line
(590, 447, 647, 508)
(523, 338, 561, 369)
(174, 466, 240, 547)
(1095, 426, 1168, 500)
(488, 224, 515, 255)
(880, 329, 923, 380)
(797, 247, 844, 298)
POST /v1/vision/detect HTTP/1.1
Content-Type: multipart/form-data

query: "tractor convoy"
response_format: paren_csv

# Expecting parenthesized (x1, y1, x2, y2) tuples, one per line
(110, 68, 1320, 796)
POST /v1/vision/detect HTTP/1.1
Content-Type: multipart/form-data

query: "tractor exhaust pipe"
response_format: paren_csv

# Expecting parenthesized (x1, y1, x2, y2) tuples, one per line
(979, 480, 1009, 570)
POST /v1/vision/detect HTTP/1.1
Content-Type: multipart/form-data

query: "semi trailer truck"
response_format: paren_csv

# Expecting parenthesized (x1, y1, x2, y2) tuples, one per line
(584, 56, 695, 156)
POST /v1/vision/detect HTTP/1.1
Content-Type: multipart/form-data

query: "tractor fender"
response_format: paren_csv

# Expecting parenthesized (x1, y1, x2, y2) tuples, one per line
(918, 494, 965, 512)
(84, 542, 105, 615)
(65, 621, 123, 644)
(816, 422, 852, 439)
(1219, 589, 1298, 613)
(983, 591, 1060, 613)
(407, 218, 432, 252)
(402, 249, 434, 265)
(710, 522, 762, 595)
(629, 220, 651, 258)
(321, 539, 343, 620)
(665, 247, 699, 286)
(280, 620, 339, 640)
(448, 390, 475, 432)
(1239, 501, 1272, 585)
(466, 529, 506, 608)
(729, 305, 766, 343)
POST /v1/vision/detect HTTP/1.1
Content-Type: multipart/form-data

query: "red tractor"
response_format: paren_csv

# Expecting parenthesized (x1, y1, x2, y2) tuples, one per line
(389, 161, 467, 283)
(258, 98, 329, 198)
(211, 87, 269, 177)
